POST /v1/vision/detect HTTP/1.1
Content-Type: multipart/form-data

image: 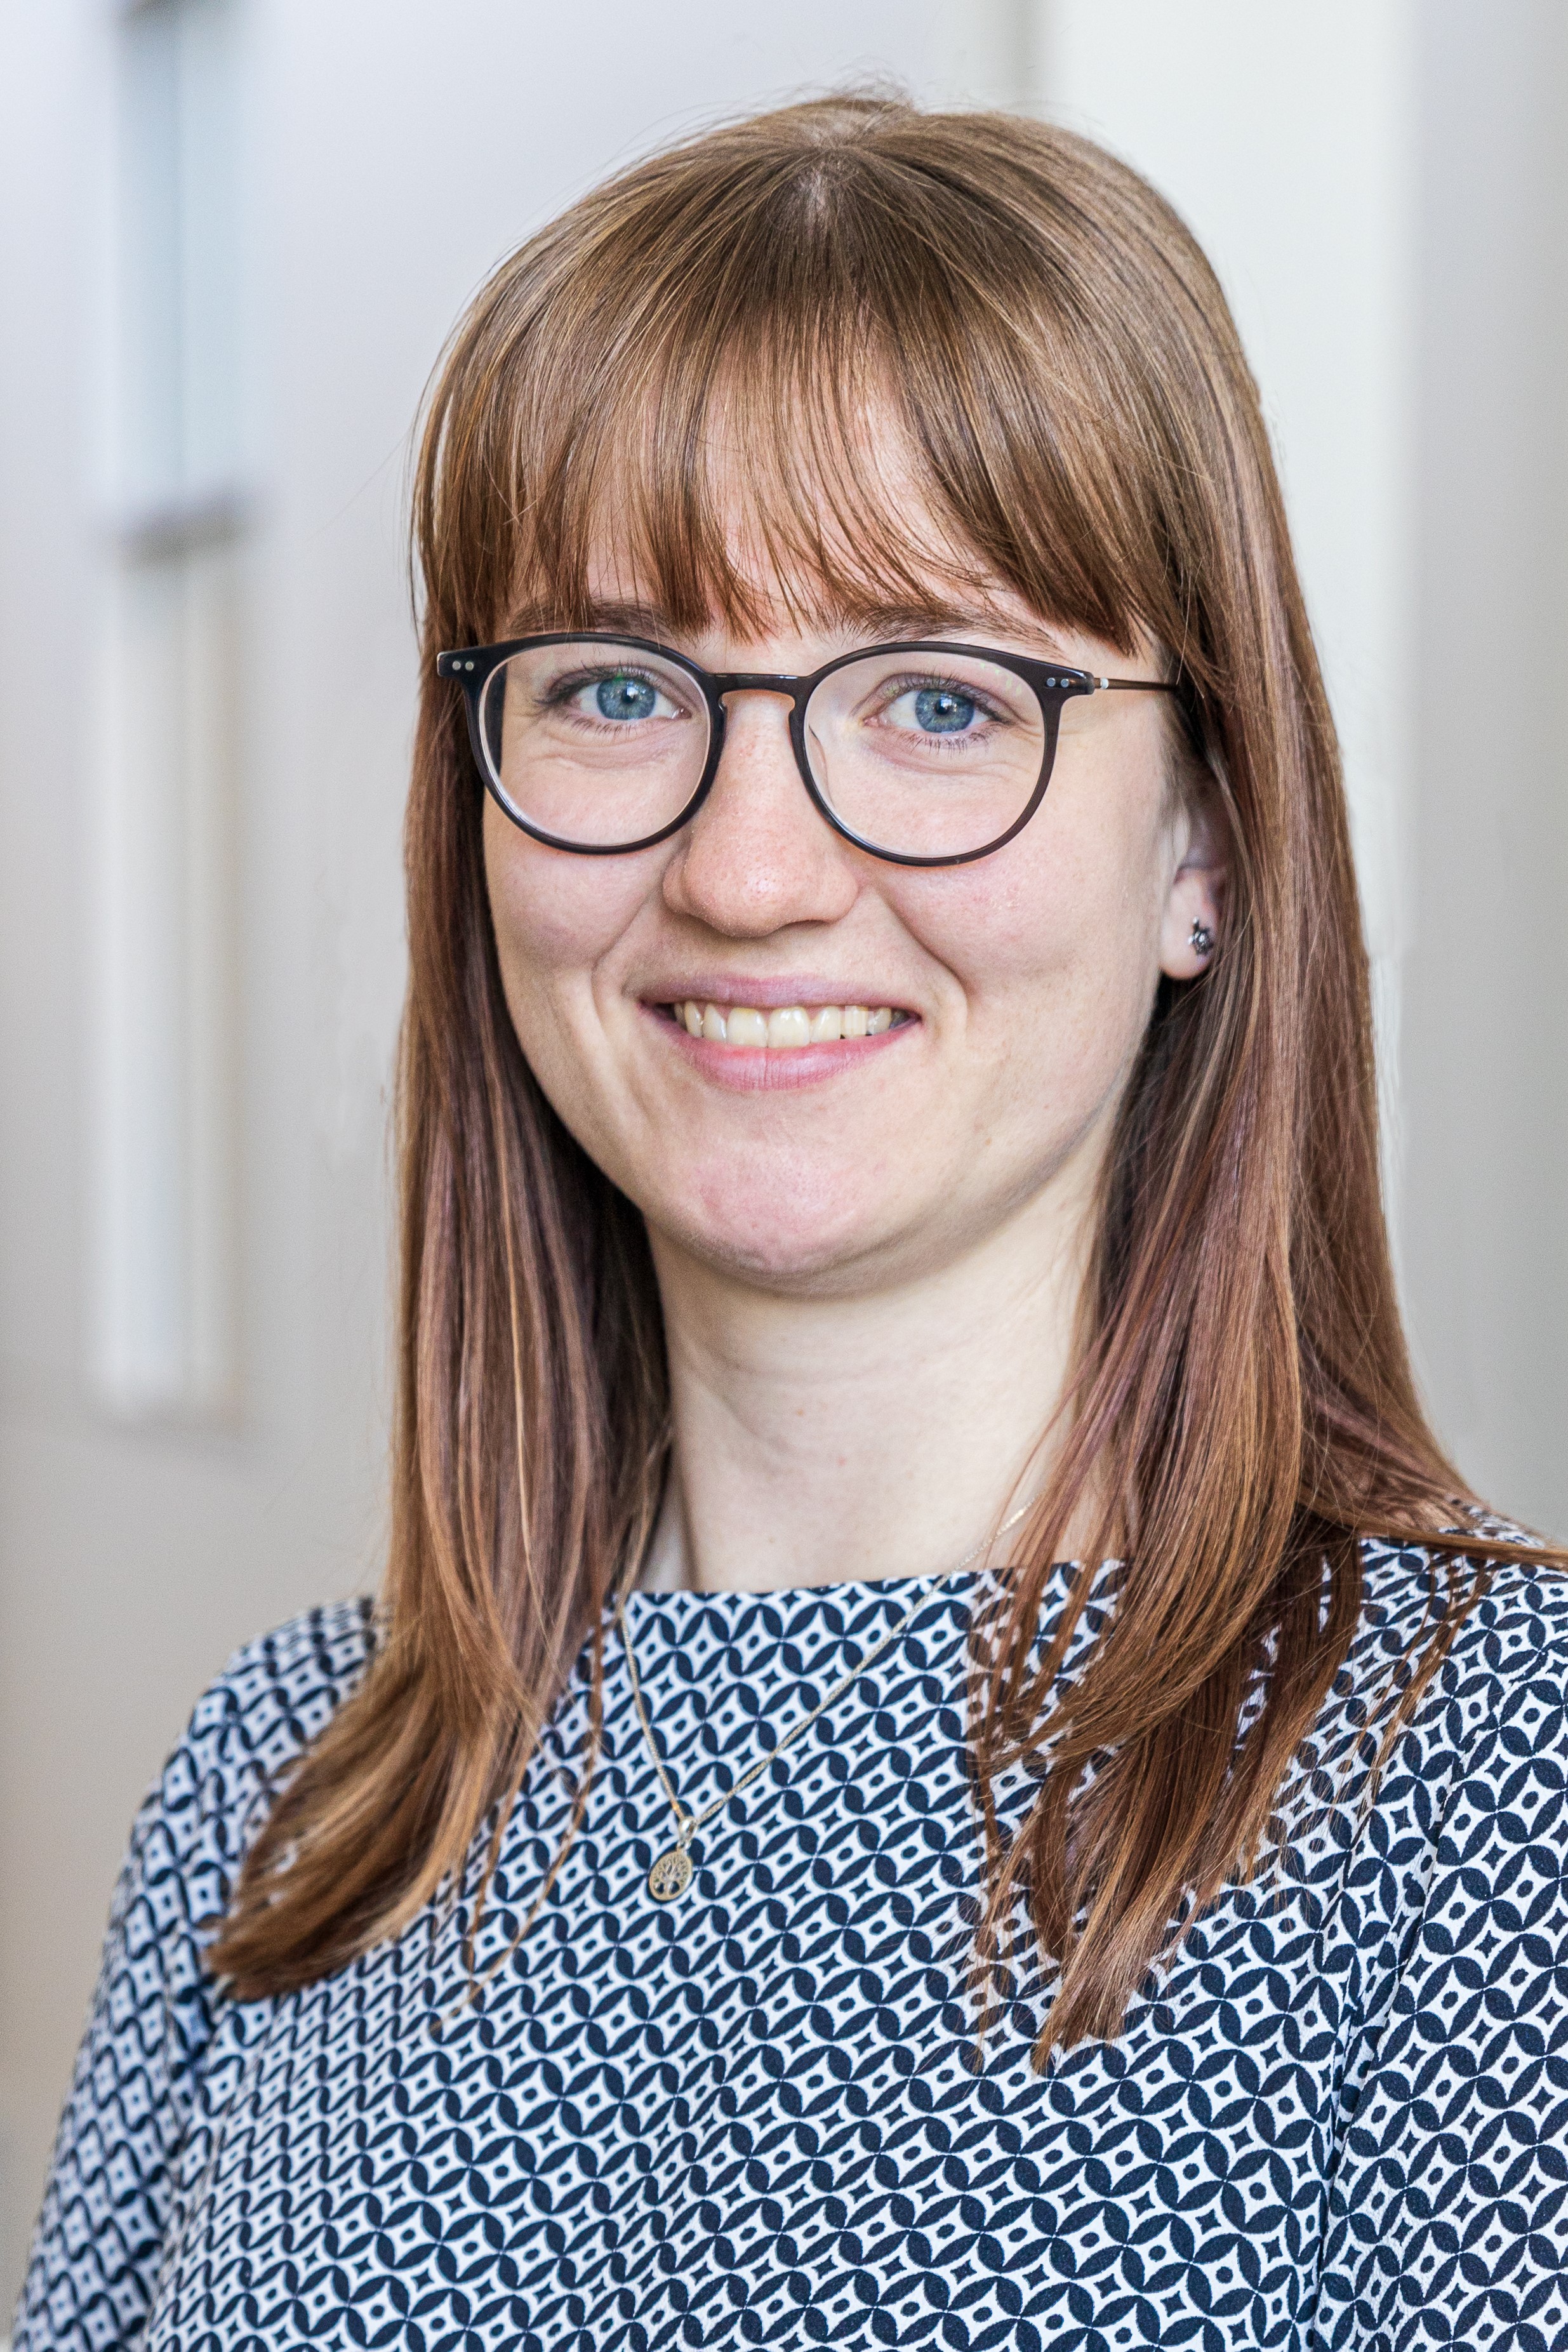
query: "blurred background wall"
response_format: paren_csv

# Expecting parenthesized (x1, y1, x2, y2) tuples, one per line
(2, 0, 1564, 2306)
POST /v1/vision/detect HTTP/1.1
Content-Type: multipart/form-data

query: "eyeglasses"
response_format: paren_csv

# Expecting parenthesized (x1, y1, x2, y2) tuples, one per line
(437, 633, 1176, 868)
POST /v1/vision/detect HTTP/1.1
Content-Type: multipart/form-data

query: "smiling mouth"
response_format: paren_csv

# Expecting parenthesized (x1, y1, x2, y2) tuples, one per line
(663, 999, 914, 1049)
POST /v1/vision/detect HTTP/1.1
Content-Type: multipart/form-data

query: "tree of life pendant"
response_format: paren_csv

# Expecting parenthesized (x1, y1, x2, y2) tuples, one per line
(648, 1843, 694, 1901)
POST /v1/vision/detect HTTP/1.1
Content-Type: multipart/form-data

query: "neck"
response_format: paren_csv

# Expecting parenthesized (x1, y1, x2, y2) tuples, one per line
(645, 1181, 1096, 1595)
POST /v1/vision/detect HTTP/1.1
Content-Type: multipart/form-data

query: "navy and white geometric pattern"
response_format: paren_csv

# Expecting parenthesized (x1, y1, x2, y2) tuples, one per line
(14, 1538, 1568, 2349)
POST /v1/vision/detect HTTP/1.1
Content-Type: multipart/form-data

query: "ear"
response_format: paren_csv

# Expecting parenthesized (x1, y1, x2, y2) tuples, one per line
(1158, 790, 1226, 981)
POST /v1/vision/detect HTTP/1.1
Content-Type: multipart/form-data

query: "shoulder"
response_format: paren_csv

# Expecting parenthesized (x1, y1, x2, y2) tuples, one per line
(1338, 1529, 1568, 1784)
(187, 1597, 379, 1768)
(1266, 1534, 1568, 1960)
(147, 1600, 377, 1886)
(1354, 1526, 1568, 1680)
(8, 1605, 376, 2352)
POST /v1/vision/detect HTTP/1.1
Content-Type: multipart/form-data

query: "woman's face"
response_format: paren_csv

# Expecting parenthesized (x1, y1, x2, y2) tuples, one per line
(483, 503, 1219, 1301)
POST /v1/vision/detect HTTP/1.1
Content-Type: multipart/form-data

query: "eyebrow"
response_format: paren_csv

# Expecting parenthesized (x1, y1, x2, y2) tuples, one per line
(519, 594, 1074, 661)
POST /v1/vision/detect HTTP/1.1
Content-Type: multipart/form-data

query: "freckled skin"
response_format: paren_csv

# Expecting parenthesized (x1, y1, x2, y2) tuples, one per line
(484, 578, 1219, 1306)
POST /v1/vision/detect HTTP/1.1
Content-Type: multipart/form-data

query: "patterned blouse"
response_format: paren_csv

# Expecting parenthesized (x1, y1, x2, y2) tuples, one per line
(13, 1538, 1568, 2351)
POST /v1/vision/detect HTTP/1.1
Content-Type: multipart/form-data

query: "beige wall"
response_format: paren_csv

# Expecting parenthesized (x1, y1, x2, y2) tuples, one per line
(3, 0, 1564, 2313)
(1400, 0, 1568, 1533)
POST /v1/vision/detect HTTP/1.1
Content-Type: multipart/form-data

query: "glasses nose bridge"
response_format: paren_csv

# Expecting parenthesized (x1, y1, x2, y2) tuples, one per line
(710, 670, 807, 712)
(705, 672, 811, 804)
(699, 664, 814, 833)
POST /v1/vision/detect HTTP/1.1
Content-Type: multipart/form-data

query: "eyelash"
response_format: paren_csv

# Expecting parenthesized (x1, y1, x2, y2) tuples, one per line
(540, 668, 688, 720)
(549, 668, 654, 698)
(872, 675, 1013, 724)
(535, 665, 1022, 731)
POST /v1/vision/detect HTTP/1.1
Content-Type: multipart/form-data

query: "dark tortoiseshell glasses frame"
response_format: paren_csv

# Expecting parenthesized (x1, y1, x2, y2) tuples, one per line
(437, 633, 1177, 869)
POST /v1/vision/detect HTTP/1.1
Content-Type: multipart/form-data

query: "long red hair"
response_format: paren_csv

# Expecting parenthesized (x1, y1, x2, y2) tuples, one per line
(209, 96, 1550, 2052)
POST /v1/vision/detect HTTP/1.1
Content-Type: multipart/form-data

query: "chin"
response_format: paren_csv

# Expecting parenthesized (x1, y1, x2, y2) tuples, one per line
(649, 1166, 913, 1292)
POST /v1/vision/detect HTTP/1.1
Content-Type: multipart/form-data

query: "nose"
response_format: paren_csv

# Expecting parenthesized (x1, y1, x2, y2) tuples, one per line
(660, 688, 860, 938)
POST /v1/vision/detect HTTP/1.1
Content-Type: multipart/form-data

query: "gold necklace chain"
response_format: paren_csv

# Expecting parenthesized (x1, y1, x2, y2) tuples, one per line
(616, 1503, 1031, 1902)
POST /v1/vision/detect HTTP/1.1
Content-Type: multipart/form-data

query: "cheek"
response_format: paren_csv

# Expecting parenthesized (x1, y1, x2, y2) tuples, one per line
(899, 799, 1166, 1046)
(482, 802, 650, 1014)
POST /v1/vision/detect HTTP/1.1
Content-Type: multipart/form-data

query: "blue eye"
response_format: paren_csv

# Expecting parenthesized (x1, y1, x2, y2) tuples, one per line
(912, 686, 977, 734)
(595, 674, 659, 721)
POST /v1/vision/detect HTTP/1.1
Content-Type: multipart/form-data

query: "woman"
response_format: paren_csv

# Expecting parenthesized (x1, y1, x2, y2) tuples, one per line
(17, 96, 1568, 2352)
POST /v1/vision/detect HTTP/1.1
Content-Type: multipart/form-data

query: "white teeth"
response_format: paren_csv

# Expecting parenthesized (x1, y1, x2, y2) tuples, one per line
(672, 1000, 904, 1049)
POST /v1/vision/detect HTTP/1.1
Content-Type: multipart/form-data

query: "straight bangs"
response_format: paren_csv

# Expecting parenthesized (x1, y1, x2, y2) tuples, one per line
(423, 113, 1219, 671)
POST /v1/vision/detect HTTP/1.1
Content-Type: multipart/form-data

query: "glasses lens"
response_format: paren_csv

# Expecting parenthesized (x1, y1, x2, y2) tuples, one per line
(478, 641, 710, 848)
(803, 650, 1049, 859)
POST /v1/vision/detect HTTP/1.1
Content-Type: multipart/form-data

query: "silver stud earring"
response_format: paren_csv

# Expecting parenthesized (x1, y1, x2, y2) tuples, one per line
(1189, 919, 1216, 958)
